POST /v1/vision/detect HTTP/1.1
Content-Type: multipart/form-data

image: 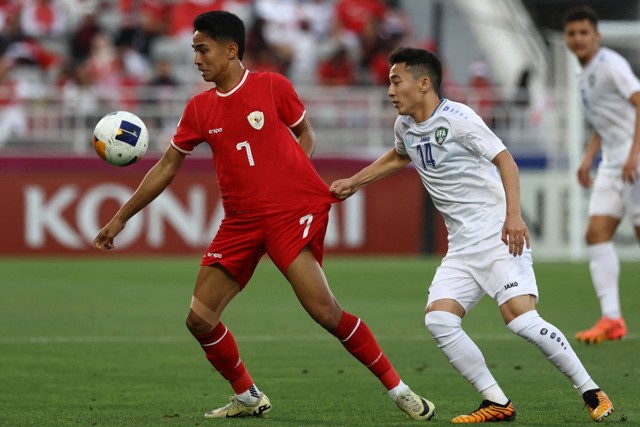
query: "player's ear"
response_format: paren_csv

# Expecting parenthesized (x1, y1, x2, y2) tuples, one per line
(420, 75, 431, 93)
(226, 42, 239, 60)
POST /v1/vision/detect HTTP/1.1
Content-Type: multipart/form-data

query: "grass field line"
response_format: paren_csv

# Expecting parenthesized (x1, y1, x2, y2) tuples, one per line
(1, 332, 637, 344)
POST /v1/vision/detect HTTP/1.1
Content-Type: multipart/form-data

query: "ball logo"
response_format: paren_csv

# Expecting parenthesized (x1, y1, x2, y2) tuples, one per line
(116, 121, 142, 147)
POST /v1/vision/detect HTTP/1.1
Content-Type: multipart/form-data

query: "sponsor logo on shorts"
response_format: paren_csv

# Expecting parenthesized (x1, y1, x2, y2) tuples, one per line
(503, 281, 519, 290)
(206, 252, 222, 258)
(208, 128, 223, 134)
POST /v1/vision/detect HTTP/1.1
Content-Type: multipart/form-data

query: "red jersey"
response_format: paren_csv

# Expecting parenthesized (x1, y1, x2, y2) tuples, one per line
(171, 69, 337, 214)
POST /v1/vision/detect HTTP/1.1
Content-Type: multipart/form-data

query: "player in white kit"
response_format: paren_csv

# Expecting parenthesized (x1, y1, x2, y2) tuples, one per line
(330, 47, 613, 423)
(563, 5, 640, 345)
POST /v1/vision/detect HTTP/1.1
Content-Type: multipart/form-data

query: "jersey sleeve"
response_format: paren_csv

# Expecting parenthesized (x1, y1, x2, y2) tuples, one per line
(171, 97, 203, 154)
(393, 116, 408, 155)
(607, 56, 640, 101)
(457, 111, 506, 161)
(271, 73, 306, 127)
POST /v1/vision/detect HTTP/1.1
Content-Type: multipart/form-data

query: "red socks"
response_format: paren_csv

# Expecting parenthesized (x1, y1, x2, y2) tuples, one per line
(192, 313, 400, 394)
(191, 322, 253, 394)
(332, 311, 400, 390)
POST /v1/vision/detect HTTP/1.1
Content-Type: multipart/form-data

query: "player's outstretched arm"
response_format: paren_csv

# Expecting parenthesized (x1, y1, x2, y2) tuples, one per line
(622, 91, 640, 183)
(94, 146, 187, 250)
(330, 148, 411, 199)
(492, 150, 530, 256)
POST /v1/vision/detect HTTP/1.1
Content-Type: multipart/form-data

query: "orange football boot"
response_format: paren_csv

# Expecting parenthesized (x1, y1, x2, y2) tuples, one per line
(451, 400, 515, 423)
(575, 317, 627, 344)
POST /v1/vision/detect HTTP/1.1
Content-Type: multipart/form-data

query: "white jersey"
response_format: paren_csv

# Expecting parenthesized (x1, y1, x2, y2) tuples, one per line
(394, 98, 507, 251)
(579, 47, 640, 175)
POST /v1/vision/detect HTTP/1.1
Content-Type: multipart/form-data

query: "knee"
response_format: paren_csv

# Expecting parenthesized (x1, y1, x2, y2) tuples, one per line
(585, 227, 610, 245)
(425, 311, 462, 341)
(185, 310, 215, 335)
(308, 304, 342, 331)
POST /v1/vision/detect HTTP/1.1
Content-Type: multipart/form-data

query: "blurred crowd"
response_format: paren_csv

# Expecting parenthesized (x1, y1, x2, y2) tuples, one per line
(0, 0, 516, 149)
(0, 0, 420, 90)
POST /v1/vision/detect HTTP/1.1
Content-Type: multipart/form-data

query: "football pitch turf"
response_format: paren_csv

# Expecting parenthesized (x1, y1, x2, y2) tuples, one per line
(0, 257, 638, 426)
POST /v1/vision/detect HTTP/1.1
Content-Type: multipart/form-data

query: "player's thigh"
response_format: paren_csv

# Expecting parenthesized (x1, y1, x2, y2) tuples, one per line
(427, 252, 485, 316)
(189, 264, 241, 327)
(286, 247, 342, 329)
(468, 237, 539, 307)
(588, 173, 625, 219)
(201, 214, 266, 288)
(629, 176, 640, 229)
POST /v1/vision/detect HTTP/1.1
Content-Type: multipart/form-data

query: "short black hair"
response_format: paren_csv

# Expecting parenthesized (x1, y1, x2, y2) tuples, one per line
(388, 47, 442, 92)
(562, 5, 598, 29)
(193, 11, 245, 60)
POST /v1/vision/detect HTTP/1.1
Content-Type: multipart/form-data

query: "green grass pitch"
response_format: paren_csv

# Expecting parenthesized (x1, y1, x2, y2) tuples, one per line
(0, 256, 638, 426)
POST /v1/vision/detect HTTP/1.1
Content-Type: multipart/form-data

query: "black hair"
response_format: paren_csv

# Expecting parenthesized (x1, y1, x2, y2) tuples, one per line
(562, 5, 598, 29)
(388, 47, 442, 92)
(193, 11, 246, 60)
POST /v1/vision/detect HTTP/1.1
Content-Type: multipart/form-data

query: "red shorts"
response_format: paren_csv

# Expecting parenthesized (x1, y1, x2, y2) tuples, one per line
(200, 204, 331, 288)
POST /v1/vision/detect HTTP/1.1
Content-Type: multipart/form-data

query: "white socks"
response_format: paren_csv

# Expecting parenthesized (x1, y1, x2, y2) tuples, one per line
(507, 310, 595, 392)
(236, 384, 261, 405)
(388, 380, 410, 401)
(589, 242, 621, 319)
(426, 309, 598, 401)
(425, 311, 507, 403)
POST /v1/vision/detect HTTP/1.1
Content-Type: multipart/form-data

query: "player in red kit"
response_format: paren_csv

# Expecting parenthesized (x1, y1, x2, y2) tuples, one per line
(94, 10, 435, 421)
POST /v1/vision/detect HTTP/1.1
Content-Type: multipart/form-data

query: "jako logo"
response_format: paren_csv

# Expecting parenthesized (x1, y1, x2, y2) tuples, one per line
(504, 281, 519, 290)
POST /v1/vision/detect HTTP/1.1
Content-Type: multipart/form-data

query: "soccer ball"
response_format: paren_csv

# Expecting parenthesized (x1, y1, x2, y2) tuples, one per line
(93, 111, 149, 166)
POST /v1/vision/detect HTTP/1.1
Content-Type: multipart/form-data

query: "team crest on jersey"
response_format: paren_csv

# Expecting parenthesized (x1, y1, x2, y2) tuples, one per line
(247, 111, 265, 130)
(435, 127, 448, 145)
(588, 74, 596, 88)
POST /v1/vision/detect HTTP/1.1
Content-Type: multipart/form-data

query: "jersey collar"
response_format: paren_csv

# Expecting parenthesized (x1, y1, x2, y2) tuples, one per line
(216, 69, 249, 98)
(431, 97, 448, 118)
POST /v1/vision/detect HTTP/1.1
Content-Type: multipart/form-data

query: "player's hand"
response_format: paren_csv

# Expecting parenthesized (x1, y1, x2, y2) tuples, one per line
(576, 159, 592, 188)
(501, 214, 530, 257)
(621, 156, 639, 183)
(93, 219, 125, 250)
(330, 178, 358, 199)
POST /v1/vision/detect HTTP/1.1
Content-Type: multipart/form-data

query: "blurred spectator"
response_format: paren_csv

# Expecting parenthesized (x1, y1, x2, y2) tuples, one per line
(466, 59, 499, 125)
(20, 0, 69, 38)
(254, 0, 298, 47)
(85, 32, 142, 109)
(118, 0, 169, 31)
(288, 18, 319, 86)
(147, 58, 180, 144)
(149, 57, 178, 88)
(299, 0, 333, 39)
(334, 0, 386, 38)
(0, 0, 19, 35)
(169, 0, 223, 43)
(116, 0, 170, 57)
(514, 68, 531, 107)
(317, 44, 356, 86)
(245, 16, 286, 74)
(69, 8, 101, 63)
(57, 60, 99, 128)
(115, 33, 153, 82)
(4, 37, 61, 71)
(0, 59, 26, 147)
(381, 0, 413, 44)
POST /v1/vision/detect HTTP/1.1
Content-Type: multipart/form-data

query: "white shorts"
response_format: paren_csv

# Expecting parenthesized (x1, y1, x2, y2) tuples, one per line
(426, 235, 539, 314)
(588, 172, 640, 225)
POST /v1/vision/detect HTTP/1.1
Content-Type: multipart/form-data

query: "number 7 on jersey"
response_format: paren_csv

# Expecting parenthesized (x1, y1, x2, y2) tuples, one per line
(236, 141, 255, 166)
